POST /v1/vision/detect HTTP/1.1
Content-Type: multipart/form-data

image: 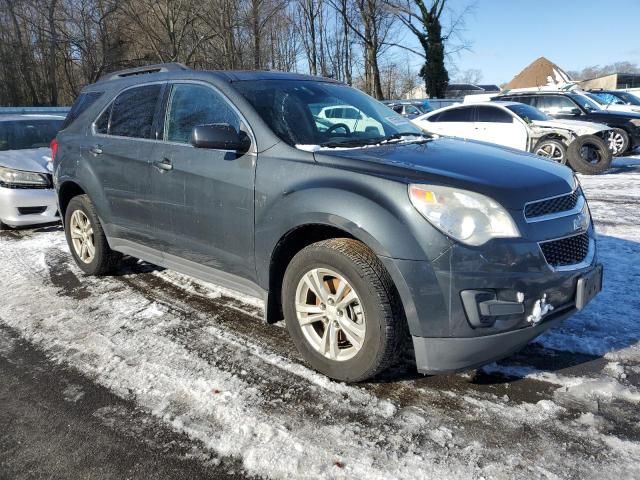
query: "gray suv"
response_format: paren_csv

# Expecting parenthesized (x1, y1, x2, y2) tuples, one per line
(53, 63, 603, 382)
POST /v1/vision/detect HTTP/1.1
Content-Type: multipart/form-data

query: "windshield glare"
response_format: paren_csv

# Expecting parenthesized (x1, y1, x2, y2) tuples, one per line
(234, 80, 422, 147)
(570, 94, 600, 112)
(506, 104, 549, 121)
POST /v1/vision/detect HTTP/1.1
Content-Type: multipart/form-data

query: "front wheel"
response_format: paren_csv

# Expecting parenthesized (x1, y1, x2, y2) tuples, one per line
(64, 195, 122, 275)
(606, 128, 630, 156)
(567, 134, 612, 175)
(282, 238, 406, 382)
(533, 138, 567, 164)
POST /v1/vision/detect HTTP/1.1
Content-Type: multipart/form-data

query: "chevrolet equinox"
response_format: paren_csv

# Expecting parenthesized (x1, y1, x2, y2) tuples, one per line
(53, 64, 603, 381)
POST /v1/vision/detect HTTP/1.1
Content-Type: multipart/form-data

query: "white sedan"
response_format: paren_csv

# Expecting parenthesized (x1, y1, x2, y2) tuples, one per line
(413, 101, 613, 174)
(0, 114, 65, 229)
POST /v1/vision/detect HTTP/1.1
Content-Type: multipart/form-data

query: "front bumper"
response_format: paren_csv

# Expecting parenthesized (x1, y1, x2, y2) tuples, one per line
(380, 233, 601, 375)
(0, 186, 59, 227)
(412, 306, 575, 374)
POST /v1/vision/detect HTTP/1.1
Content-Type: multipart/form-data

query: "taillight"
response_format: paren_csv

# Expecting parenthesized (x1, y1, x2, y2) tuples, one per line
(50, 138, 58, 162)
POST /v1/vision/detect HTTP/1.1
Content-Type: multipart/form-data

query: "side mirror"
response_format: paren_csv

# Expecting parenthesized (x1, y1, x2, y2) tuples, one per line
(190, 124, 250, 151)
(569, 107, 582, 116)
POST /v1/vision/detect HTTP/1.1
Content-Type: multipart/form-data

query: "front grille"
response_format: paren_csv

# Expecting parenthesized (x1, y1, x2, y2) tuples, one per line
(525, 188, 581, 220)
(18, 206, 47, 215)
(540, 232, 590, 267)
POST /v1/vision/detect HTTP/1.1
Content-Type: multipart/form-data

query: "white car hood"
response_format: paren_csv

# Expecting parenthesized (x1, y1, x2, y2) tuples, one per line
(0, 147, 52, 174)
(532, 119, 609, 136)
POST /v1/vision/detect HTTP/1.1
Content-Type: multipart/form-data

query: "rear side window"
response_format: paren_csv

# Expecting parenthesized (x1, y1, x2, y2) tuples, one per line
(434, 107, 474, 122)
(165, 83, 241, 144)
(62, 91, 103, 129)
(106, 84, 162, 139)
(475, 106, 513, 123)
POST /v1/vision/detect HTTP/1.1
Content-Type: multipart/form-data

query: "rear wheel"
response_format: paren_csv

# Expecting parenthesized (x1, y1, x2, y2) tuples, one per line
(567, 134, 612, 175)
(606, 128, 630, 156)
(282, 238, 406, 382)
(64, 195, 122, 275)
(533, 138, 567, 164)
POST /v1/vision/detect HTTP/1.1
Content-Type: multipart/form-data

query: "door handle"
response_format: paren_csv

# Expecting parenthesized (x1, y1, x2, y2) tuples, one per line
(89, 145, 103, 156)
(153, 158, 173, 172)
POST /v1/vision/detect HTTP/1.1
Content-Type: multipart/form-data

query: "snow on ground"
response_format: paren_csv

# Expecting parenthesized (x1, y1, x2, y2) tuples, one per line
(1, 154, 640, 479)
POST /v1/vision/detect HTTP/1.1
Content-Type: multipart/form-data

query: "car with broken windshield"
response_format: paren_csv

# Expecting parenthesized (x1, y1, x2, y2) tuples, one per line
(53, 64, 603, 382)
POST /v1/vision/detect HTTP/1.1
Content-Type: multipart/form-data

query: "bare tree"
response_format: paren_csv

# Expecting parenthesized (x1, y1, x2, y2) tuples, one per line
(389, 0, 472, 97)
(330, 0, 394, 98)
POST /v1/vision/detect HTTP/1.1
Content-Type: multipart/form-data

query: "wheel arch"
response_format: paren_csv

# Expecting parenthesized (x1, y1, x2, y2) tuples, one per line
(57, 180, 86, 220)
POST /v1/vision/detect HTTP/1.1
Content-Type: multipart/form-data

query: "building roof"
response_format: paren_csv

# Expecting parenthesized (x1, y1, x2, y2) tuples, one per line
(505, 57, 572, 89)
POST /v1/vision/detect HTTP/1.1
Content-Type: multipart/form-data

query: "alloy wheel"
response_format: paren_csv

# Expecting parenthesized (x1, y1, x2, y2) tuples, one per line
(607, 131, 626, 155)
(535, 142, 566, 164)
(295, 267, 366, 361)
(69, 210, 95, 264)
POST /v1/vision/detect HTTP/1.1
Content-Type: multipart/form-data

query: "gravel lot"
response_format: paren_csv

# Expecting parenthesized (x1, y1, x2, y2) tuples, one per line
(1, 155, 639, 479)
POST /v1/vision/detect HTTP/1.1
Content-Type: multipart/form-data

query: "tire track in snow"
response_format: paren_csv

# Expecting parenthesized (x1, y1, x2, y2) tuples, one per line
(2, 233, 638, 478)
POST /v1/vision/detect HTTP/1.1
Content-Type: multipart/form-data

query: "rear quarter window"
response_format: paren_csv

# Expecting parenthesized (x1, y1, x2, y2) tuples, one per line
(62, 91, 103, 129)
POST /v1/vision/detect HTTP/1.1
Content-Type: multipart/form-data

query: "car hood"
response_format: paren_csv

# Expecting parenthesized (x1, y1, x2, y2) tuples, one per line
(313, 137, 575, 209)
(0, 147, 52, 174)
(599, 104, 640, 114)
(532, 119, 609, 135)
(588, 109, 640, 121)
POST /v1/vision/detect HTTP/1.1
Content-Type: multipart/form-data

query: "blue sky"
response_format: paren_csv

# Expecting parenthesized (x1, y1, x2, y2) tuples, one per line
(398, 0, 640, 85)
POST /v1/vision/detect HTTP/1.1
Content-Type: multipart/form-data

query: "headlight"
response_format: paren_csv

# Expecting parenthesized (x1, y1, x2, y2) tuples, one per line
(408, 184, 520, 246)
(630, 119, 640, 127)
(0, 165, 50, 188)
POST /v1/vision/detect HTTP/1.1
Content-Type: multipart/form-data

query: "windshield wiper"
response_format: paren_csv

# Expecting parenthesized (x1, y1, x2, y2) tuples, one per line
(320, 132, 430, 148)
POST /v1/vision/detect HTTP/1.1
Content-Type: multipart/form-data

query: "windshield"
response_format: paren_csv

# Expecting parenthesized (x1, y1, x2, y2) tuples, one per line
(506, 104, 549, 121)
(0, 119, 63, 151)
(586, 93, 605, 105)
(612, 91, 640, 106)
(233, 80, 423, 148)
(569, 93, 601, 112)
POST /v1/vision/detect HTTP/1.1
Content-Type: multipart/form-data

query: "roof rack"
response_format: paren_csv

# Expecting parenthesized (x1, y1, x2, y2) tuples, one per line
(100, 63, 190, 81)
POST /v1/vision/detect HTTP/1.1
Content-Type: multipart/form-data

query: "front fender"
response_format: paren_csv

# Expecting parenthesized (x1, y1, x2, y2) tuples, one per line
(253, 157, 451, 287)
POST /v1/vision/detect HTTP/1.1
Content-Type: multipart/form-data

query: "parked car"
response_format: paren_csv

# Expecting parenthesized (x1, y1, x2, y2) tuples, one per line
(586, 89, 640, 114)
(382, 100, 432, 119)
(54, 64, 602, 382)
(316, 104, 384, 135)
(0, 114, 65, 229)
(413, 101, 612, 174)
(493, 90, 640, 156)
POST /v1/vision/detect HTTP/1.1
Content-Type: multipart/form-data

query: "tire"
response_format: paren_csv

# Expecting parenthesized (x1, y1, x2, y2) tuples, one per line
(64, 195, 122, 275)
(532, 138, 568, 164)
(606, 128, 630, 156)
(567, 134, 612, 175)
(282, 238, 406, 382)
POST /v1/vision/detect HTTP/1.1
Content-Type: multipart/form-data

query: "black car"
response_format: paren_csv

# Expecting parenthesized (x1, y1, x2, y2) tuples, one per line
(53, 63, 602, 382)
(588, 89, 640, 109)
(494, 90, 640, 155)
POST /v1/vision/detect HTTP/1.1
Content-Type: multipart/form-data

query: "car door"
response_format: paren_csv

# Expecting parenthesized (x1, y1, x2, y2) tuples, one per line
(88, 83, 163, 244)
(474, 105, 528, 150)
(422, 106, 475, 138)
(149, 81, 256, 280)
